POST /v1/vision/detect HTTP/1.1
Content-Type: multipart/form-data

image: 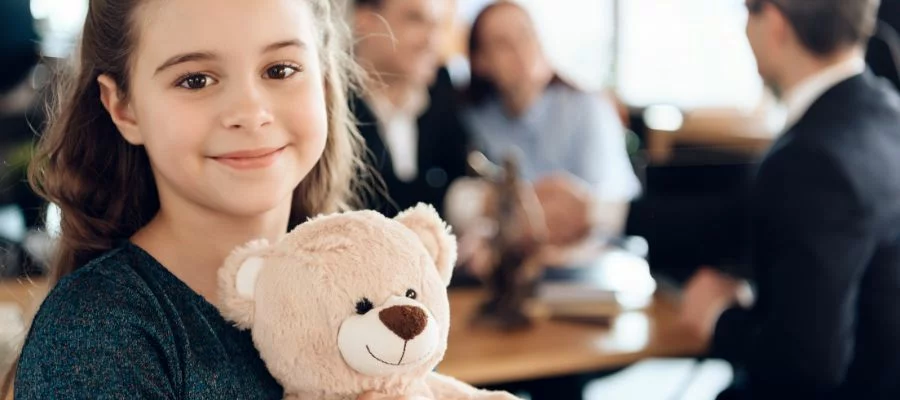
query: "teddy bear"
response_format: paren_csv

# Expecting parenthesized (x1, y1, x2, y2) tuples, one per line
(216, 203, 519, 400)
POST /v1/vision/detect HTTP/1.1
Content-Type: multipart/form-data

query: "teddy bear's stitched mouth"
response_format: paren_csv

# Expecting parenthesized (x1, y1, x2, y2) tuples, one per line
(365, 343, 432, 367)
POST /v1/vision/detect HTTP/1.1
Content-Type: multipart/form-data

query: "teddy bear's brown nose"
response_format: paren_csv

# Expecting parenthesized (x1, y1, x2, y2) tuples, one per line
(379, 305, 427, 341)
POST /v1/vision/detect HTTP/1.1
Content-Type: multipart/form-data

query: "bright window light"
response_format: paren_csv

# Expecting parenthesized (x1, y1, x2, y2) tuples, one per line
(30, 0, 89, 58)
(617, 0, 764, 110)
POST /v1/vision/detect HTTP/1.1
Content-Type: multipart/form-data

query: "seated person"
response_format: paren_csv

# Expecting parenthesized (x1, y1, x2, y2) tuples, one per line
(350, 0, 471, 219)
(447, 1, 642, 274)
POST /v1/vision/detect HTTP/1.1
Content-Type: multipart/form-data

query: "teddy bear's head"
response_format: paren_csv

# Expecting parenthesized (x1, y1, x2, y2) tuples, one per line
(216, 204, 457, 396)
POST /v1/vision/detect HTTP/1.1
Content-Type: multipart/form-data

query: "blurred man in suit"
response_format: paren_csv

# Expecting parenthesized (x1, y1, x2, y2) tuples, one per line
(680, 0, 900, 398)
(350, 0, 471, 218)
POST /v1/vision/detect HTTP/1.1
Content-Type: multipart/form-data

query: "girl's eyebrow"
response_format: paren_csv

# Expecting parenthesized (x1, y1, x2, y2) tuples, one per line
(263, 39, 307, 54)
(154, 39, 308, 77)
(155, 52, 217, 76)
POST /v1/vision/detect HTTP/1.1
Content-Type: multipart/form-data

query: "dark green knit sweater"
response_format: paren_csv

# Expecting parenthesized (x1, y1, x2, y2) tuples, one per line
(14, 242, 284, 399)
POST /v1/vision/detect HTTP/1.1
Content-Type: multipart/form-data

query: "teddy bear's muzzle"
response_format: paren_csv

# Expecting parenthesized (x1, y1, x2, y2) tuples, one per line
(337, 297, 441, 377)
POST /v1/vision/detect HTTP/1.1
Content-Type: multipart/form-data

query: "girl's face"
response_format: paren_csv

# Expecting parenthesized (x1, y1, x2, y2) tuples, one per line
(101, 0, 328, 220)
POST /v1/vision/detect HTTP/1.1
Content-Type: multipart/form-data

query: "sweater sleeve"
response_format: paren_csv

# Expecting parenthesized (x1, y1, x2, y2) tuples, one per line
(14, 270, 177, 399)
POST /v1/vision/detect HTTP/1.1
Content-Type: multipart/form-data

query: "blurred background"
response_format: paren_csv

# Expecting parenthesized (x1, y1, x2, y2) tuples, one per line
(0, 0, 790, 285)
(2, 0, 899, 399)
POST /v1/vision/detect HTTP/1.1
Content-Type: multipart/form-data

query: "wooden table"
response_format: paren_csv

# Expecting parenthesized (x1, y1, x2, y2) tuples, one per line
(0, 280, 706, 394)
(439, 288, 707, 386)
(646, 109, 777, 165)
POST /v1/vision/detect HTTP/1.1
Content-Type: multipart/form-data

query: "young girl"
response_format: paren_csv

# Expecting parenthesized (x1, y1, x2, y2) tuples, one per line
(9, 0, 420, 399)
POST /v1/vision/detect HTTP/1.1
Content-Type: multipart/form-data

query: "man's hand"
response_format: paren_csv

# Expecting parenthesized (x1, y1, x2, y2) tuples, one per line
(679, 267, 752, 345)
(533, 173, 594, 246)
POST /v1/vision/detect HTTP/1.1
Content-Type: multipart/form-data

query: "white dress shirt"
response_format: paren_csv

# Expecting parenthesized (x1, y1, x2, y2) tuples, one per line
(366, 89, 429, 183)
(463, 84, 642, 202)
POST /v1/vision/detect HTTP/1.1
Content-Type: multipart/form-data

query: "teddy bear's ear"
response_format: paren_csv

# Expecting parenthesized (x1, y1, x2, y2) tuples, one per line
(395, 203, 458, 286)
(217, 239, 271, 329)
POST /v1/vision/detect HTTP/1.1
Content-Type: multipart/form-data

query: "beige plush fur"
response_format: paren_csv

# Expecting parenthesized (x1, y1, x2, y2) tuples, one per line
(217, 203, 518, 400)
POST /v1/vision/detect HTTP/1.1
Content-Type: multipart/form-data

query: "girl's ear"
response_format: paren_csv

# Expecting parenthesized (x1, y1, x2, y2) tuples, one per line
(217, 239, 271, 329)
(97, 74, 142, 145)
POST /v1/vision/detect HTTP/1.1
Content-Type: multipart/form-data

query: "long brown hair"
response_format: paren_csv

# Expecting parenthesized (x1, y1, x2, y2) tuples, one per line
(465, 1, 525, 105)
(464, 1, 573, 107)
(27, 0, 366, 284)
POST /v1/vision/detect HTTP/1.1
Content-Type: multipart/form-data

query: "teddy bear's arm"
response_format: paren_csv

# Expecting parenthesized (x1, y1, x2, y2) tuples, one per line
(425, 373, 519, 400)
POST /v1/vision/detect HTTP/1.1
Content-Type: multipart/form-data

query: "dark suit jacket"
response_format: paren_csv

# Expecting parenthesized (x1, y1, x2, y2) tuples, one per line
(867, 0, 900, 91)
(353, 69, 471, 218)
(713, 71, 900, 399)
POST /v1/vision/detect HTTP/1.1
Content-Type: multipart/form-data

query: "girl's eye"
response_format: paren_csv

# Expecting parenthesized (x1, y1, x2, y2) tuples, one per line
(176, 74, 217, 90)
(264, 64, 301, 80)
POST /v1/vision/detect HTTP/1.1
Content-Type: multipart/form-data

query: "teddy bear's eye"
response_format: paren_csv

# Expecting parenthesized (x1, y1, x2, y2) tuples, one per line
(355, 298, 374, 315)
(405, 289, 417, 300)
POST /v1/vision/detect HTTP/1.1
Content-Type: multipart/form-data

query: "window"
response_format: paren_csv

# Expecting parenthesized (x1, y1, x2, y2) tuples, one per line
(30, 0, 89, 58)
(458, 0, 764, 111)
(457, 0, 616, 90)
(616, 0, 764, 110)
